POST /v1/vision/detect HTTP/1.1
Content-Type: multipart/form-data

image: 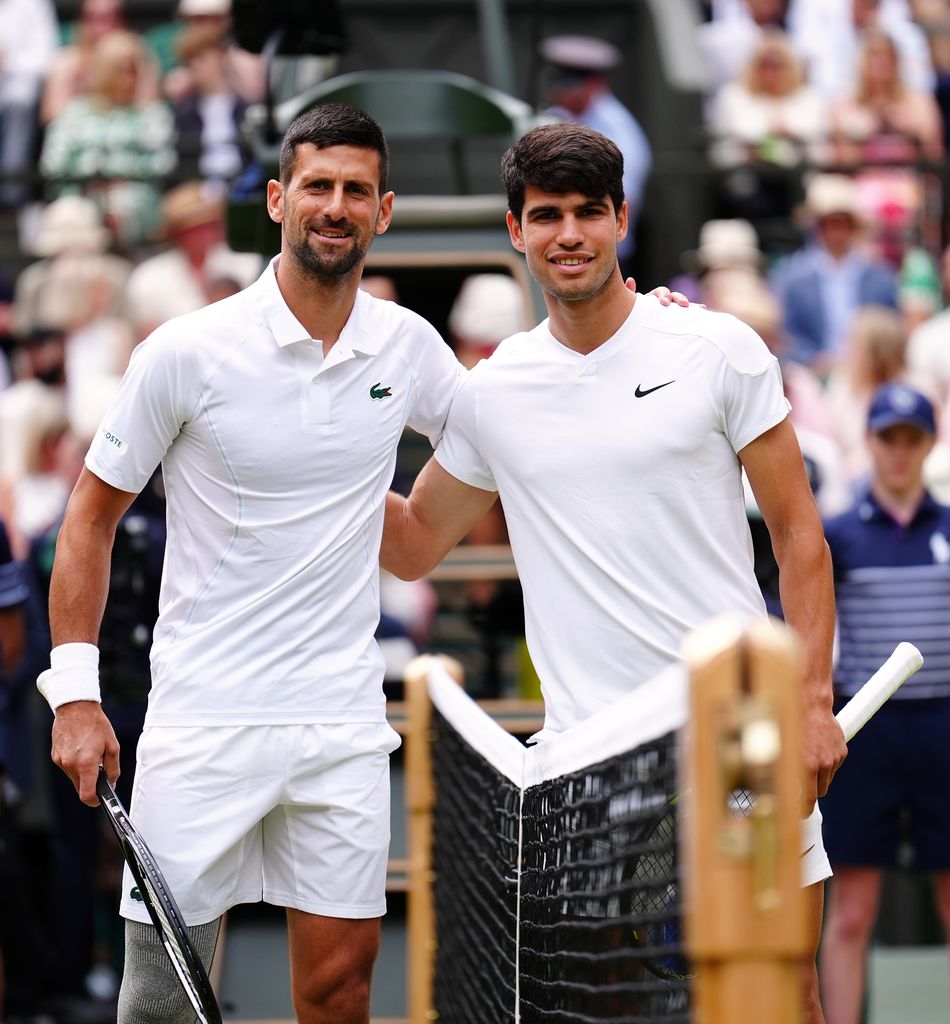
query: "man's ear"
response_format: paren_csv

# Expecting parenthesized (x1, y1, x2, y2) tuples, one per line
(266, 180, 284, 224)
(375, 191, 395, 236)
(616, 199, 629, 245)
(506, 210, 526, 254)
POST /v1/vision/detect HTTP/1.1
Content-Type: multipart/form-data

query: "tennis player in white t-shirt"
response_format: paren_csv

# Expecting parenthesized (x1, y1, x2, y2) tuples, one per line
(381, 122, 846, 1024)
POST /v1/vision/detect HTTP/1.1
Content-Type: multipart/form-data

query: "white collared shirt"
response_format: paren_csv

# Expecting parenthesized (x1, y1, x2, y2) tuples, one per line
(86, 258, 464, 725)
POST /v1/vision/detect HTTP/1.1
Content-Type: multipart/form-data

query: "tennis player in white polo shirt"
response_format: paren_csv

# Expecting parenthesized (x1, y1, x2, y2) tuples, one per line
(381, 122, 847, 1024)
(37, 103, 467, 1024)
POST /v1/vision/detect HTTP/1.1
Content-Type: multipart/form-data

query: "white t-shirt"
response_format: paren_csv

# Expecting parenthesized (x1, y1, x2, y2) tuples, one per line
(435, 294, 788, 735)
(86, 258, 464, 726)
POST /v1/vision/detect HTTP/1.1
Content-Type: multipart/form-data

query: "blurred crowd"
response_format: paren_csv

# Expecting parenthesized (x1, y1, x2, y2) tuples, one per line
(692, 0, 950, 520)
(0, 0, 949, 1019)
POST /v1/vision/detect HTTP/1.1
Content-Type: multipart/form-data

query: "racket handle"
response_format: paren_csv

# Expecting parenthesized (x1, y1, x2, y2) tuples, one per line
(835, 642, 923, 742)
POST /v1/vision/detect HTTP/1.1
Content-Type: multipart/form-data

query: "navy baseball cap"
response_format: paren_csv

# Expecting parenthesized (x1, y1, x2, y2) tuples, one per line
(867, 383, 936, 435)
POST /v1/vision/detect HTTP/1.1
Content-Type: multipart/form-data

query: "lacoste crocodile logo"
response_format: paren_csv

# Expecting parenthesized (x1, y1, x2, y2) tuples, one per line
(635, 380, 675, 398)
(370, 382, 393, 400)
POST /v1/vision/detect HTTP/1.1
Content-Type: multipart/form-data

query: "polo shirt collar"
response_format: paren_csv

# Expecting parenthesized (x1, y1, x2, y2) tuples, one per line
(252, 256, 384, 356)
(858, 484, 941, 527)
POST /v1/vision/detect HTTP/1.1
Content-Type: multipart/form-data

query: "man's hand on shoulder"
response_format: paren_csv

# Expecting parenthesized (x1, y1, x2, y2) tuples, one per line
(625, 278, 699, 308)
(51, 701, 120, 806)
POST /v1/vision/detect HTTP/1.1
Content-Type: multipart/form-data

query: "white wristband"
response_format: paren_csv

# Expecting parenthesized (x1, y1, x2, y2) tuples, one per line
(37, 643, 101, 712)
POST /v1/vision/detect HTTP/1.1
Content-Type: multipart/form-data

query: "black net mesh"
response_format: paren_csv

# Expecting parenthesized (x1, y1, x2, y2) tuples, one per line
(432, 709, 521, 1024)
(519, 733, 690, 1023)
(432, 708, 690, 1023)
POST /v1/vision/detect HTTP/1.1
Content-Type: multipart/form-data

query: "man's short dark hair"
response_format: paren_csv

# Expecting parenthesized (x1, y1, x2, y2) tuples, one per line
(501, 123, 625, 220)
(278, 102, 390, 192)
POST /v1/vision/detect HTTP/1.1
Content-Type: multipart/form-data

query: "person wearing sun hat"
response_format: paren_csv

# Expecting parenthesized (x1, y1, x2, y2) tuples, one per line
(13, 196, 133, 338)
(820, 380, 950, 1024)
(771, 173, 898, 373)
(124, 179, 261, 337)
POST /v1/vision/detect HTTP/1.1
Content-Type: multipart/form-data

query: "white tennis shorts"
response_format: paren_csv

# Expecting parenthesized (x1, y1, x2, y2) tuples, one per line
(119, 722, 402, 926)
(801, 803, 831, 887)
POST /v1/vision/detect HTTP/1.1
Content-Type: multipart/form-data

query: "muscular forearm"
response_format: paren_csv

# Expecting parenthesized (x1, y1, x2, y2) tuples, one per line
(773, 522, 845, 810)
(49, 505, 119, 647)
(380, 491, 442, 580)
(381, 461, 498, 580)
(774, 526, 835, 711)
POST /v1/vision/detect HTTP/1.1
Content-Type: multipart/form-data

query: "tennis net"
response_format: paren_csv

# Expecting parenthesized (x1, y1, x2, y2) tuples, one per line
(428, 660, 691, 1024)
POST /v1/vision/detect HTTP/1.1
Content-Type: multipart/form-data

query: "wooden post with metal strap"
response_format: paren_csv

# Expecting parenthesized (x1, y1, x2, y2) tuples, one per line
(682, 615, 809, 1024)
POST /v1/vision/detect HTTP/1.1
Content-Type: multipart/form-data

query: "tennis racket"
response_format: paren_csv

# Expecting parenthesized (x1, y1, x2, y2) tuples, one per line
(97, 769, 223, 1024)
(631, 641, 924, 982)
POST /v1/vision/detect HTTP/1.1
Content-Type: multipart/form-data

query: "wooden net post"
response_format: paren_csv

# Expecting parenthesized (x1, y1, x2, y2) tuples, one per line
(681, 616, 809, 1024)
(403, 654, 463, 1023)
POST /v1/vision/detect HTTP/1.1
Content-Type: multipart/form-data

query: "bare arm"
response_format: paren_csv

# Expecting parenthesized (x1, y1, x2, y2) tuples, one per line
(48, 468, 137, 805)
(739, 417, 847, 815)
(382, 458, 498, 580)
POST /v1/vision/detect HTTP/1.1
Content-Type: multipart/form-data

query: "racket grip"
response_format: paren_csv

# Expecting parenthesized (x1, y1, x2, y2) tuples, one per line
(835, 642, 923, 742)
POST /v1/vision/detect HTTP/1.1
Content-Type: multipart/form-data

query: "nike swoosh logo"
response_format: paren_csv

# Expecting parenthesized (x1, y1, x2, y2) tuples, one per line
(801, 844, 816, 859)
(635, 380, 675, 398)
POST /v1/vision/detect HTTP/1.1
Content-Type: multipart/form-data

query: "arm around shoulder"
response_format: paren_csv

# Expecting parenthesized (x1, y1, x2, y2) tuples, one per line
(382, 458, 497, 580)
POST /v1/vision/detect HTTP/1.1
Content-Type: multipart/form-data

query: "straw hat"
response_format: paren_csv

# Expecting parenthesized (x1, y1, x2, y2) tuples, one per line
(683, 219, 762, 274)
(804, 174, 865, 222)
(34, 196, 110, 257)
(160, 181, 225, 237)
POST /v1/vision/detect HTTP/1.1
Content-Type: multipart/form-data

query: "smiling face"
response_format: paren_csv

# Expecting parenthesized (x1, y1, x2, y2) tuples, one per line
(266, 142, 394, 282)
(506, 187, 627, 303)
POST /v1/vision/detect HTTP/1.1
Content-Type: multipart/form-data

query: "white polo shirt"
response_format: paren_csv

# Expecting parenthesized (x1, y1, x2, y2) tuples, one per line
(435, 294, 789, 735)
(86, 258, 464, 726)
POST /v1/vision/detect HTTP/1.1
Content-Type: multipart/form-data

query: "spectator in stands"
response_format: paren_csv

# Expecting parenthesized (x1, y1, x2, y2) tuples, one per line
(792, 0, 935, 101)
(152, 0, 264, 106)
(539, 34, 651, 273)
(824, 304, 913, 481)
(771, 173, 897, 372)
(830, 28, 944, 166)
(711, 31, 827, 167)
(41, 0, 160, 125)
(710, 31, 828, 219)
(0, 366, 77, 559)
(699, 0, 790, 101)
(124, 179, 261, 337)
(41, 30, 175, 249)
(12, 195, 132, 338)
(0, 0, 58, 207)
(820, 382, 950, 1024)
(171, 20, 252, 185)
(673, 218, 766, 304)
(447, 273, 530, 370)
